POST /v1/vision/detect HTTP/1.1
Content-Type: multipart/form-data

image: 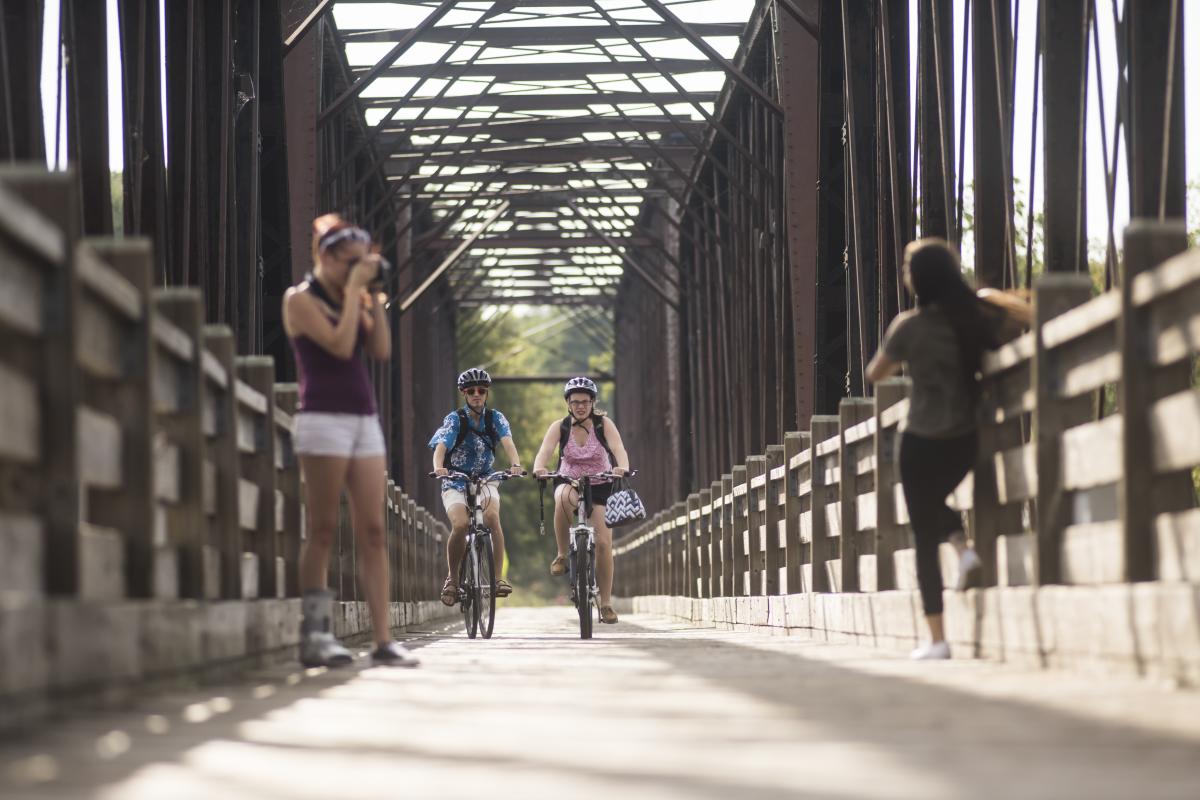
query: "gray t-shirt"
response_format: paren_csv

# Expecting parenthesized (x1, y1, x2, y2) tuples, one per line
(881, 307, 976, 438)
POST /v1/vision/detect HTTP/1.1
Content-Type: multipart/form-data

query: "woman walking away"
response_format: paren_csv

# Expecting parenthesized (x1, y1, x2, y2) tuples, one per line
(283, 213, 418, 668)
(866, 238, 1029, 660)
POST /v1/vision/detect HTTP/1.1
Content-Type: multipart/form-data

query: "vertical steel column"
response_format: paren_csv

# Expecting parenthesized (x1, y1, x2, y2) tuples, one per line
(972, 0, 1014, 287)
(118, 0, 170, 280)
(917, 0, 955, 240)
(814, 0, 848, 412)
(1125, 1, 1186, 220)
(774, 0, 821, 429)
(64, 0, 113, 234)
(0, 1, 46, 161)
(234, 0, 263, 353)
(1041, 0, 1088, 273)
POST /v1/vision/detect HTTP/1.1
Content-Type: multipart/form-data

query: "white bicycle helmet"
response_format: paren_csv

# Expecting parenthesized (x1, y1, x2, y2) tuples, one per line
(563, 376, 598, 399)
(457, 367, 492, 391)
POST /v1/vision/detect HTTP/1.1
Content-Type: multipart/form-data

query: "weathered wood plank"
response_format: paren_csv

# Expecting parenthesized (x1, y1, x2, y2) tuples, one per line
(1156, 507, 1200, 582)
(1040, 291, 1120, 350)
(982, 331, 1034, 375)
(76, 244, 142, 321)
(77, 406, 122, 488)
(235, 380, 268, 414)
(76, 292, 125, 379)
(0, 182, 66, 263)
(1149, 387, 1200, 474)
(994, 443, 1037, 504)
(237, 409, 258, 454)
(154, 436, 181, 504)
(1061, 520, 1123, 585)
(1130, 246, 1200, 306)
(239, 478, 260, 531)
(152, 315, 195, 362)
(202, 459, 217, 516)
(0, 241, 45, 335)
(1060, 415, 1122, 490)
(0, 362, 39, 462)
(202, 349, 228, 389)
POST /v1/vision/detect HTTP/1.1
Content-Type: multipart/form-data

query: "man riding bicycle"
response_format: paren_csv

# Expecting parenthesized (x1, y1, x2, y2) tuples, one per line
(430, 368, 523, 605)
(532, 376, 631, 624)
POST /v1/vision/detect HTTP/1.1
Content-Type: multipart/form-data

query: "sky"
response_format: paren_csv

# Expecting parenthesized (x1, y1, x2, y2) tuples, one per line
(39, 0, 1200, 247)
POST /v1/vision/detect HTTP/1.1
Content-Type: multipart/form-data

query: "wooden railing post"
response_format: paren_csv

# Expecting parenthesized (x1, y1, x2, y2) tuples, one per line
(0, 170, 82, 597)
(203, 325, 241, 599)
(697, 489, 712, 598)
(236, 356, 279, 600)
(745, 457, 766, 595)
(686, 494, 701, 597)
(719, 473, 734, 596)
(764, 445, 785, 595)
(809, 416, 839, 592)
(274, 384, 303, 598)
(1119, 220, 1191, 581)
(86, 240, 156, 599)
(873, 379, 909, 591)
(730, 465, 749, 596)
(708, 480, 723, 596)
(783, 433, 808, 594)
(153, 288, 207, 599)
(839, 398, 874, 593)
(671, 501, 687, 596)
(1033, 275, 1093, 584)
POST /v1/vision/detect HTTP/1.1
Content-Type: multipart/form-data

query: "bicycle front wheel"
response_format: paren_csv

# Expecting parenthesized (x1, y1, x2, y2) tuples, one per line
(576, 546, 593, 640)
(459, 542, 478, 640)
(477, 533, 496, 639)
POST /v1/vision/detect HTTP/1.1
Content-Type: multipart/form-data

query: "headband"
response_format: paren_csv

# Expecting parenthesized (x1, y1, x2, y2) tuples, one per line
(317, 226, 371, 253)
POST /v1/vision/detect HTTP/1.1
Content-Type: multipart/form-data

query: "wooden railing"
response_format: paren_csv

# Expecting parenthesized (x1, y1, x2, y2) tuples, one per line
(0, 170, 445, 613)
(616, 221, 1200, 601)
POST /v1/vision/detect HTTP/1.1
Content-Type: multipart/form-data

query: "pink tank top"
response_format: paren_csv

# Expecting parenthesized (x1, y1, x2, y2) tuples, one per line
(561, 423, 612, 483)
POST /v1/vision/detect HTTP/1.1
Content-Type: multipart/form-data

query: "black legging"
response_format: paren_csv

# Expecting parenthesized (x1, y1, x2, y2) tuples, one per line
(898, 430, 976, 616)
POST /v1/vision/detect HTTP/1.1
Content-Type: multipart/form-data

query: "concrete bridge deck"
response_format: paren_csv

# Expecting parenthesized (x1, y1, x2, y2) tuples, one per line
(2, 608, 1199, 800)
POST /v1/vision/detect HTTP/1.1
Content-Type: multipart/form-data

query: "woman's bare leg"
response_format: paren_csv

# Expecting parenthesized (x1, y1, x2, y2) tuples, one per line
(590, 505, 614, 606)
(345, 455, 391, 646)
(299, 455, 351, 590)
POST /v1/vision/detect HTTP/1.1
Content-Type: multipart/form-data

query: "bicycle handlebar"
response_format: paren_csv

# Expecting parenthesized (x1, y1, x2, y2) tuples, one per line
(536, 469, 636, 484)
(428, 469, 527, 483)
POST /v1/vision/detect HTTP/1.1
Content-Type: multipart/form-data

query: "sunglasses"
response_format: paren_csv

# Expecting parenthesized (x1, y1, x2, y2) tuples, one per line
(464, 387, 489, 397)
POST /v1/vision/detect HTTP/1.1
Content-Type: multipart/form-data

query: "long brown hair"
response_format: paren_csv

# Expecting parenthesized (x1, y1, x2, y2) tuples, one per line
(905, 239, 1008, 396)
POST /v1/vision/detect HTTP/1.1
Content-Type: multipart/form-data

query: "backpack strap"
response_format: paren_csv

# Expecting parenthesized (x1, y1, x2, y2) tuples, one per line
(452, 407, 498, 456)
(558, 414, 617, 469)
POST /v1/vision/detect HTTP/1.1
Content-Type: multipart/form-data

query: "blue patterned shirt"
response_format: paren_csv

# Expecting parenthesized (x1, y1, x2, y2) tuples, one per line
(428, 406, 512, 492)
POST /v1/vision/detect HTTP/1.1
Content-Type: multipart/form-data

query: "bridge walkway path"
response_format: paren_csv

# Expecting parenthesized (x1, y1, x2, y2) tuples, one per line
(2, 608, 1199, 799)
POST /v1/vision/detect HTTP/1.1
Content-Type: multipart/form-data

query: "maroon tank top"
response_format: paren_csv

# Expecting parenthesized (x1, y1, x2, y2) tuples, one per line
(289, 297, 377, 415)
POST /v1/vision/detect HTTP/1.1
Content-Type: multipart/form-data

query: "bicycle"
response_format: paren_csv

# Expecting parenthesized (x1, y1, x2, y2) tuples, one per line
(538, 469, 636, 639)
(430, 469, 523, 639)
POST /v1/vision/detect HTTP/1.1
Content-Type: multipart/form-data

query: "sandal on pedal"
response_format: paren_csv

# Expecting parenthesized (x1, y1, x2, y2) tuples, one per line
(550, 555, 568, 576)
(496, 578, 513, 597)
(600, 606, 618, 624)
(440, 576, 457, 607)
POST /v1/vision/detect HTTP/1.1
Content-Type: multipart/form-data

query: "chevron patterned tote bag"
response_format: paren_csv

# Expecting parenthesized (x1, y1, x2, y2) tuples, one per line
(604, 478, 647, 528)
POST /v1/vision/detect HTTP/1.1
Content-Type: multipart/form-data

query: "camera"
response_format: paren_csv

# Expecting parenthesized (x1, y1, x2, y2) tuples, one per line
(352, 255, 393, 288)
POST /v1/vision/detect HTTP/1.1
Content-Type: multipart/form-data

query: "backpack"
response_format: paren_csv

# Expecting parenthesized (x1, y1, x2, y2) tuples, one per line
(452, 408, 500, 456)
(558, 414, 616, 468)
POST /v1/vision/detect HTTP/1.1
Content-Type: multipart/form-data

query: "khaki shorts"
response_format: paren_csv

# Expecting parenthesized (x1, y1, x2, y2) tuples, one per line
(441, 484, 500, 514)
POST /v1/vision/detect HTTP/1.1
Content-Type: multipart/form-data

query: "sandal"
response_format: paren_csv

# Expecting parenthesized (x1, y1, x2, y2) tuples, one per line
(440, 576, 457, 607)
(496, 578, 513, 597)
(600, 606, 618, 624)
(550, 555, 568, 576)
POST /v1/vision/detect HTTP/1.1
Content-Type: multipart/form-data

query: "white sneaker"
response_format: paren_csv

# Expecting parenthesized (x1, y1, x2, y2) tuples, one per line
(300, 631, 354, 668)
(955, 547, 983, 591)
(910, 640, 951, 660)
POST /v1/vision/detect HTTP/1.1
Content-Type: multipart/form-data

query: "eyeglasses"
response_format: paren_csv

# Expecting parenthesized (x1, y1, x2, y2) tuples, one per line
(464, 387, 489, 397)
(567, 398, 592, 407)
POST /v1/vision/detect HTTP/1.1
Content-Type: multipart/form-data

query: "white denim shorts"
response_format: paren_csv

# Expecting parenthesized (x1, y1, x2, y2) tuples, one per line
(442, 484, 500, 514)
(294, 412, 386, 458)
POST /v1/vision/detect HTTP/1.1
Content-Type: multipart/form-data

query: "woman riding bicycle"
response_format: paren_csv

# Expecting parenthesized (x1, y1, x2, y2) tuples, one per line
(531, 376, 630, 624)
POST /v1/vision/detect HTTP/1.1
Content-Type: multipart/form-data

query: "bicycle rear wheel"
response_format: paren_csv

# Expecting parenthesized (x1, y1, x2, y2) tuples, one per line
(576, 543, 593, 640)
(459, 541, 478, 640)
(477, 533, 496, 639)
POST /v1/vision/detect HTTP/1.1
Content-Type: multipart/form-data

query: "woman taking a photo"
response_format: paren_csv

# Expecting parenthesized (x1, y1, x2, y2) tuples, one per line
(866, 238, 1029, 660)
(282, 213, 418, 668)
